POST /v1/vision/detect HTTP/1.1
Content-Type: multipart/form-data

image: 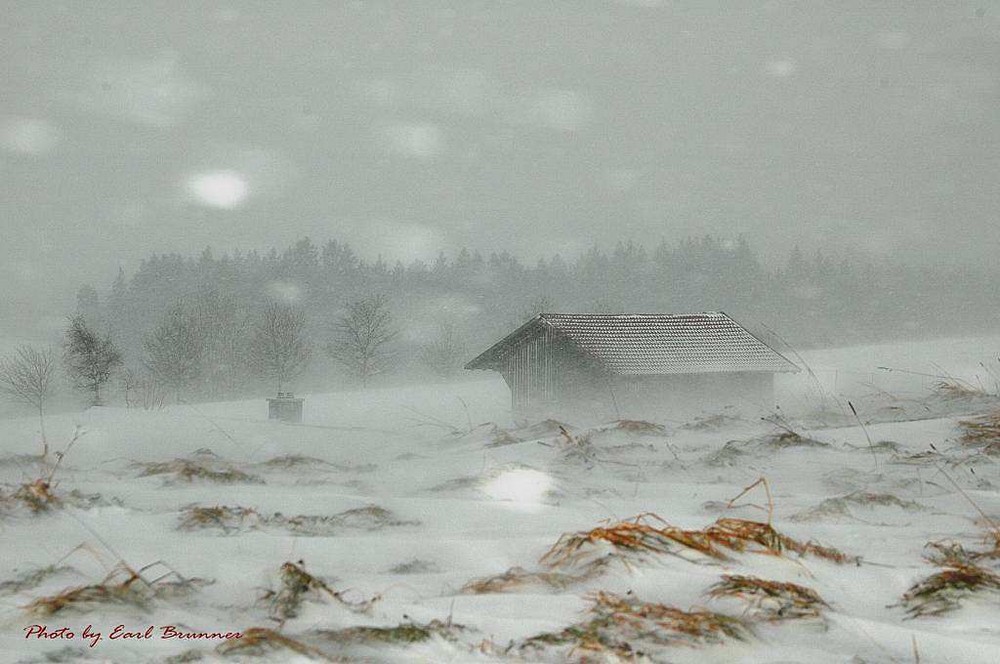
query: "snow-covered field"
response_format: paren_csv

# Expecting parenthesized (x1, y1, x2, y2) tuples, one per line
(2, 337, 1000, 663)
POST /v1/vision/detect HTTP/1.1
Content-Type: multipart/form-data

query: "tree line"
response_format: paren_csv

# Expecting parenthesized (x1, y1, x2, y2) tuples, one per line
(4, 233, 999, 439)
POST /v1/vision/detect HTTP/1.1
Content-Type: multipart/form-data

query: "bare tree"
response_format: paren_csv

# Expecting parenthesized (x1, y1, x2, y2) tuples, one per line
(143, 303, 202, 401)
(63, 314, 123, 406)
(420, 322, 467, 377)
(121, 366, 166, 411)
(250, 302, 311, 393)
(0, 345, 55, 456)
(190, 292, 253, 398)
(327, 294, 398, 387)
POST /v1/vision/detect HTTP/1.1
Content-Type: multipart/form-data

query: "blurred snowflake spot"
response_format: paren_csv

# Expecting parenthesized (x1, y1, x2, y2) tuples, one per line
(187, 171, 249, 209)
(484, 469, 552, 509)
(765, 59, 796, 78)
(2, 118, 60, 155)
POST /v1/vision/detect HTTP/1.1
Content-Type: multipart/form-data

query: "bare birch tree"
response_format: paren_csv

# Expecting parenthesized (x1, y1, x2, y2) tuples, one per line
(143, 303, 203, 401)
(120, 366, 166, 411)
(0, 345, 55, 456)
(250, 302, 311, 393)
(420, 322, 467, 377)
(63, 314, 123, 406)
(327, 294, 398, 387)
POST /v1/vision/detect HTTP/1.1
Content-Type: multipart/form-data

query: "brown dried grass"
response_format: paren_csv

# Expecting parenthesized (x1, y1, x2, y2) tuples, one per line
(263, 561, 379, 622)
(958, 410, 1000, 455)
(258, 454, 333, 469)
(487, 426, 521, 447)
(178, 503, 416, 536)
(541, 513, 856, 570)
(24, 561, 210, 616)
(707, 575, 829, 620)
(460, 566, 583, 594)
(791, 491, 925, 522)
(611, 420, 667, 435)
(216, 627, 342, 661)
(924, 540, 1000, 567)
(936, 380, 989, 399)
(177, 505, 263, 533)
(520, 590, 750, 658)
(8, 479, 60, 512)
(539, 513, 726, 570)
(139, 457, 265, 484)
(900, 563, 1000, 618)
(0, 565, 75, 597)
(317, 619, 464, 645)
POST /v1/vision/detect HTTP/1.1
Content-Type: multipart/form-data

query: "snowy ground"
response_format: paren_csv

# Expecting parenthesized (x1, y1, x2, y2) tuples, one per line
(1, 337, 1000, 663)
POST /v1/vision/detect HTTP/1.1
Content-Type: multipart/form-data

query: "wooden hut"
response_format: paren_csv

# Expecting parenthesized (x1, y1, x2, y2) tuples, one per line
(465, 312, 798, 418)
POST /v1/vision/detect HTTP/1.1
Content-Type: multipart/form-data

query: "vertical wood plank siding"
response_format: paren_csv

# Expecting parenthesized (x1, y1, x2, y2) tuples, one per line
(500, 326, 553, 412)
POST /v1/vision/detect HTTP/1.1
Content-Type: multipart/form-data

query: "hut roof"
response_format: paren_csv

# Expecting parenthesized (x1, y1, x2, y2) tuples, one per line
(465, 312, 799, 375)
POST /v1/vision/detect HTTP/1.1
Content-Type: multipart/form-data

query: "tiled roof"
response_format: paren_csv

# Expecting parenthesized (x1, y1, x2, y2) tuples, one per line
(466, 312, 798, 375)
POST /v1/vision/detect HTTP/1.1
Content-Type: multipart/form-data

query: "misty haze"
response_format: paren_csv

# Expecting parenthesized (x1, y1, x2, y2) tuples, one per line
(2, 3, 999, 662)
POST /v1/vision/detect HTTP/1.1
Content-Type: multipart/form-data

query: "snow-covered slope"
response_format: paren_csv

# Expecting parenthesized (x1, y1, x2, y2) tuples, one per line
(1, 338, 999, 663)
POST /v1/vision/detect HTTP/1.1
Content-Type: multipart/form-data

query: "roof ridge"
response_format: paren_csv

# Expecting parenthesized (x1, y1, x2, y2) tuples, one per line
(539, 311, 725, 318)
(466, 311, 799, 374)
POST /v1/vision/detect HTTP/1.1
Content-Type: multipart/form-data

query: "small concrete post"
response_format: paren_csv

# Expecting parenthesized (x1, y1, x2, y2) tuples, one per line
(267, 392, 303, 423)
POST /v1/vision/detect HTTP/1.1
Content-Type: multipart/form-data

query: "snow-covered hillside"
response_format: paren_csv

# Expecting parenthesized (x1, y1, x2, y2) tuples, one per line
(1, 337, 999, 662)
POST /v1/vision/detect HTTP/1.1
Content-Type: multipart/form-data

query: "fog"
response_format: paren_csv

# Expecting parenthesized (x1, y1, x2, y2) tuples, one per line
(3, 2, 998, 344)
(4, 8, 1000, 659)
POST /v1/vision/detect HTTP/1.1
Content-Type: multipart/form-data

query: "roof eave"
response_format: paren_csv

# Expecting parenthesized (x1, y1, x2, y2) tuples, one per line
(463, 315, 549, 371)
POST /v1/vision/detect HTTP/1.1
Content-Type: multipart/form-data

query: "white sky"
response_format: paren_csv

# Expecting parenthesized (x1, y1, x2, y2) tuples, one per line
(2, 2, 998, 339)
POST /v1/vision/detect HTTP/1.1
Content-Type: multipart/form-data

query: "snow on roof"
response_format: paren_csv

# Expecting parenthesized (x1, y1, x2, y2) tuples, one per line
(465, 312, 799, 375)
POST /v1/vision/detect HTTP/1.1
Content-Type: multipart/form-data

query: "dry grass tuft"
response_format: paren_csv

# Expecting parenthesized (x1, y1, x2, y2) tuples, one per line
(540, 513, 726, 570)
(923, 533, 1000, 566)
(460, 566, 583, 594)
(935, 380, 990, 399)
(264, 561, 379, 622)
(541, 513, 857, 570)
(317, 619, 464, 646)
(707, 575, 829, 620)
(1, 481, 115, 515)
(217, 627, 341, 661)
(326, 504, 416, 529)
(900, 563, 1000, 618)
(759, 415, 829, 449)
(520, 590, 750, 659)
(791, 491, 925, 522)
(0, 430, 92, 515)
(8, 479, 61, 512)
(178, 505, 263, 533)
(704, 518, 856, 563)
(258, 454, 333, 469)
(958, 410, 1000, 454)
(0, 565, 76, 597)
(178, 503, 416, 536)
(138, 454, 264, 485)
(762, 431, 829, 450)
(514, 419, 575, 440)
(386, 559, 439, 575)
(704, 441, 749, 467)
(487, 425, 521, 447)
(682, 413, 744, 431)
(24, 561, 211, 616)
(611, 420, 667, 435)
